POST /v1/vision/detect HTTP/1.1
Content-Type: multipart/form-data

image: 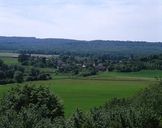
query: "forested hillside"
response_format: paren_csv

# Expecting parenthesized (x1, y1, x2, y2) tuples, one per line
(0, 36, 162, 56)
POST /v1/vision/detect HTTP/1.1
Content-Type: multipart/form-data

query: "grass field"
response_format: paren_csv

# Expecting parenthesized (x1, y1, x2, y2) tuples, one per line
(0, 52, 19, 58)
(0, 52, 18, 64)
(0, 78, 154, 116)
(0, 57, 18, 65)
(0, 52, 56, 59)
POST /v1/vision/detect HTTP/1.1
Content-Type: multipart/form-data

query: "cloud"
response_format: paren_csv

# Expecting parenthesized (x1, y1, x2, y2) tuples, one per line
(0, 0, 161, 41)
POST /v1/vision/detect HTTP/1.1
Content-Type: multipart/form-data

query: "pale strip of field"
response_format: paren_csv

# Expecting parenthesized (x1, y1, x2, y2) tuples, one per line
(0, 52, 19, 58)
(0, 52, 58, 58)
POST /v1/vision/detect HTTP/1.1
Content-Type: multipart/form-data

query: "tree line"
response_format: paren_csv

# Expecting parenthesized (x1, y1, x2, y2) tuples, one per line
(1, 36, 162, 56)
(18, 53, 162, 76)
(0, 59, 51, 85)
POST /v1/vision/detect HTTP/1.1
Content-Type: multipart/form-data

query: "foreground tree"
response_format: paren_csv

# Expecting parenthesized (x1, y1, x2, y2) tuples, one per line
(0, 85, 64, 128)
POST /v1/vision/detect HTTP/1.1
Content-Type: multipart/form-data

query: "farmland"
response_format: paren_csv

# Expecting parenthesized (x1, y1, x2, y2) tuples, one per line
(0, 53, 161, 116)
(0, 52, 54, 64)
(0, 71, 157, 116)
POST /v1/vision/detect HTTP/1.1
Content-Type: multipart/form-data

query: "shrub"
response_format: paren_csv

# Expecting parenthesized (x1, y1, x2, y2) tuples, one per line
(13, 71, 23, 83)
(0, 85, 64, 127)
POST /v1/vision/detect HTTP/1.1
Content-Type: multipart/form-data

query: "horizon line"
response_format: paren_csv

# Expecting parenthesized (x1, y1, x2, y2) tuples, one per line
(0, 35, 161, 43)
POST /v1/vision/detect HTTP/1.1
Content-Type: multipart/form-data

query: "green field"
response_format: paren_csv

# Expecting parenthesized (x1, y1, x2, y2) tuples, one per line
(0, 57, 18, 65)
(45, 79, 151, 116)
(0, 52, 18, 64)
(0, 52, 19, 58)
(0, 78, 154, 116)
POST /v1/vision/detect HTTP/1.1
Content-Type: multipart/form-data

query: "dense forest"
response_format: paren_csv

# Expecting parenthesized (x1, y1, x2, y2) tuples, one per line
(0, 36, 162, 56)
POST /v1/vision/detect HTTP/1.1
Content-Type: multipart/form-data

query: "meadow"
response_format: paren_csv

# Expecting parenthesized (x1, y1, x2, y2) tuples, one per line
(0, 52, 18, 65)
(0, 75, 155, 116)
(0, 57, 18, 65)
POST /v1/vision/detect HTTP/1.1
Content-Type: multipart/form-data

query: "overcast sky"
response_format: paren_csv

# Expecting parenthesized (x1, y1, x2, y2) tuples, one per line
(0, 0, 162, 42)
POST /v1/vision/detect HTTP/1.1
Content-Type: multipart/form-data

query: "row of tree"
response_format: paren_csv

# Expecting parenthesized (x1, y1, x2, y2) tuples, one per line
(0, 59, 51, 84)
(0, 81, 162, 127)
(18, 53, 162, 76)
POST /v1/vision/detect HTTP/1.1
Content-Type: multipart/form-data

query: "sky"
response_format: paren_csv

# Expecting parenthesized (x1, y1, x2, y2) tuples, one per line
(0, 0, 162, 42)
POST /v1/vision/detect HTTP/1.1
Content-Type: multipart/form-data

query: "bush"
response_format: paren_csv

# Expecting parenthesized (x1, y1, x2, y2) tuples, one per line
(79, 68, 97, 77)
(38, 73, 51, 80)
(132, 81, 162, 116)
(0, 85, 64, 127)
(13, 71, 23, 83)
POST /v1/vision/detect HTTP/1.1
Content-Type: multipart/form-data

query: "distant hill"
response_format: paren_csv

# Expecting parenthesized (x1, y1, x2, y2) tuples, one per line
(0, 36, 162, 56)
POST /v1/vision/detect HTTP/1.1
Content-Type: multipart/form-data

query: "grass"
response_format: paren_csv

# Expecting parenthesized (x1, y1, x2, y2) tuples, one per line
(0, 52, 56, 58)
(0, 52, 18, 65)
(0, 57, 18, 65)
(0, 52, 19, 58)
(46, 79, 151, 116)
(0, 79, 153, 116)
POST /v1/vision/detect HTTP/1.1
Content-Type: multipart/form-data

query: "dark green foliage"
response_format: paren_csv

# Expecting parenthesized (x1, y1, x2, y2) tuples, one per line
(115, 62, 142, 72)
(66, 107, 160, 128)
(18, 53, 162, 77)
(18, 54, 30, 65)
(0, 85, 64, 128)
(79, 67, 97, 77)
(0, 60, 25, 84)
(89, 107, 160, 128)
(26, 68, 51, 81)
(0, 59, 51, 85)
(132, 81, 162, 116)
(66, 109, 94, 128)
(104, 98, 131, 109)
(69, 109, 87, 128)
(14, 71, 23, 83)
(0, 36, 162, 56)
(0, 108, 57, 128)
